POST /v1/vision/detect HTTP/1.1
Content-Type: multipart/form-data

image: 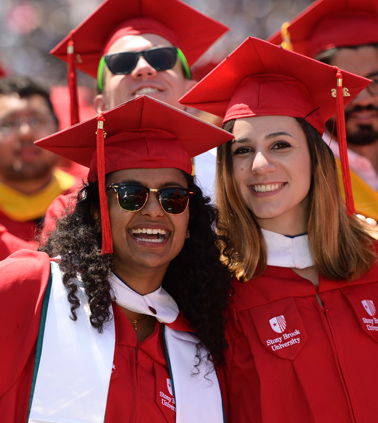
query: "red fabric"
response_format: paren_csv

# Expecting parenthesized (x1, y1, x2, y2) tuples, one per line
(96, 114, 113, 254)
(0, 210, 40, 243)
(67, 35, 80, 126)
(180, 37, 370, 131)
(36, 97, 233, 180)
(224, 74, 325, 134)
(0, 224, 36, 260)
(0, 62, 6, 77)
(104, 306, 177, 422)
(104, 17, 180, 54)
(335, 69, 355, 215)
(50, 84, 94, 181)
(224, 261, 378, 422)
(267, 0, 378, 58)
(0, 250, 51, 423)
(41, 192, 76, 240)
(50, 85, 96, 132)
(0, 250, 191, 422)
(56, 161, 88, 181)
(50, 0, 229, 78)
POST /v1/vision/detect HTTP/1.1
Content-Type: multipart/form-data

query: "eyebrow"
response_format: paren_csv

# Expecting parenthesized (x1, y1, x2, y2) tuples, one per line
(116, 179, 186, 188)
(265, 131, 293, 140)
(233, 131, 293, 144)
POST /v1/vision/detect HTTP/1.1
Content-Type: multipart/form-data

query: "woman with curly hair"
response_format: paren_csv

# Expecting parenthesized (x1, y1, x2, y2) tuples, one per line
(0, 96, 233, 423)
(180, 37, 378, 423)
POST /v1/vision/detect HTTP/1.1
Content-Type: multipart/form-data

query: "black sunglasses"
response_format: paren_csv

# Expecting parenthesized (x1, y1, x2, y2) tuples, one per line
(104, 46, 190, 76)
(106, 183, 194, 215)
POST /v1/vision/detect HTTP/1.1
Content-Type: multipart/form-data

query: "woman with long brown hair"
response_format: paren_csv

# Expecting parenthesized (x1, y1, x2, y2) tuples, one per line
(181, 37, 378, 422)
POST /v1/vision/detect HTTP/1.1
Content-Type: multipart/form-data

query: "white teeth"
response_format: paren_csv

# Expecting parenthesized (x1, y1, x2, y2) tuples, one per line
(253, 184, 282, 193)
(131, 228, 167, 235)
(130, 228, 168, 244)
(135, 237, 165, 243)
(135, 87, 159, 95)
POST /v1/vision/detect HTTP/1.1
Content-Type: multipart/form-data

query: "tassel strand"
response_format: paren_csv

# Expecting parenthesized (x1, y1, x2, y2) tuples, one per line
(67, 33, 80, 125)
(335, 68, 355, 216)
(96, 115, 113, 254)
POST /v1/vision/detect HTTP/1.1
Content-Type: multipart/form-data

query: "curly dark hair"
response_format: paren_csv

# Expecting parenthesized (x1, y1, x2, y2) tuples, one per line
(40, 172, 232, 366)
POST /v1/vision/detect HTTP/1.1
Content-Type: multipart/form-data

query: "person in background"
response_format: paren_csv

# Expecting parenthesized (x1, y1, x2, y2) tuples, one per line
(0, 95, 233, 422)
(50, 0, 228, 200)
(268, 0, 378, 221)
(181, 36, 378, 423)
(0, 75, 80, 255)
(50, 85, 96, 180)
(0, 69, 44, 257)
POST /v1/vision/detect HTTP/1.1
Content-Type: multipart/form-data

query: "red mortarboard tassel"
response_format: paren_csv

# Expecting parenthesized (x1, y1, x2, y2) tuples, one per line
(335, 68, 355, 216)
(96, 115, 113, 254)
(67, 33, 80, 126)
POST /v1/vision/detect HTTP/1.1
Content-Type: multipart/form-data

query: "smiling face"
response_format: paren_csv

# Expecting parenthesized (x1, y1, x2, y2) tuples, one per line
(0, 94, 59, 190)
(231, 115, 312, 235)
(94, 33, 195, 112)
(106, 167, 189, 288)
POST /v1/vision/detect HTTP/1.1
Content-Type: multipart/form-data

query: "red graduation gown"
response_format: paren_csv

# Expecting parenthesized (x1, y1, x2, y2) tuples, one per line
(0, 224, 36, 260)
(0, 170, 81, 255)
(225, 261, 378, 423)
(0, 250, 186, 423)
(41, 192, 75, 239)
(0, 210, 39, 244)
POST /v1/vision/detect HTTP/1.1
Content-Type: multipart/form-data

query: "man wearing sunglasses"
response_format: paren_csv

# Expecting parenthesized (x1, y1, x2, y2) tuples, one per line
(51, 0, 227, 125)
(40, 0, 228, 238)
(48, 0, 228, 205)
(267, 0, 378, 222)
(95, 43, 193, 113)
(42, 0, 228, 236)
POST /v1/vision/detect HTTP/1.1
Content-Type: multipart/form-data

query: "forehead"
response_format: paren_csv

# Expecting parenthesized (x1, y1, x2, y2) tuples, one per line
(330, 45, 378, 77)
(232, 115, 304, 138)
(107, 33, 174, 55)
(0, 94, 50, 118)
(107, 167, 188, 186)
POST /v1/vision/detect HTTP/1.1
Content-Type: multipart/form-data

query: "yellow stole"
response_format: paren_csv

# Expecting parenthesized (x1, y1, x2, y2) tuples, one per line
(336, 158, 378, 221)
(0, 168, 75, 222)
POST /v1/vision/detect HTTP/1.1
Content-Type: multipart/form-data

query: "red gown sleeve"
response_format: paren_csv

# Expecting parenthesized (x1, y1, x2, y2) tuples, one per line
(41, 192, 77, 240)
(0, 224, 37, 260)
(0, 250, 51, 398)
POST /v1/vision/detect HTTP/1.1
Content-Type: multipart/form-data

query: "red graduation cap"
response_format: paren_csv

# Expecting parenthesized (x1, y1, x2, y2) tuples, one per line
(50, 0, 228, 125)
(180, 36, 371, 216)
(267, 0, 378, 58)
(35, 95, 234, 254)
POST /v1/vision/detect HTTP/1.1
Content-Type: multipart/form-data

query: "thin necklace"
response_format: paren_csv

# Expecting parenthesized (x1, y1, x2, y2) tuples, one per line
(126, 314, 148, 331)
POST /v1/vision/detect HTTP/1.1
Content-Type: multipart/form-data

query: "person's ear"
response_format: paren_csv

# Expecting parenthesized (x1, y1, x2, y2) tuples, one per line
(93, 94, 108, 113)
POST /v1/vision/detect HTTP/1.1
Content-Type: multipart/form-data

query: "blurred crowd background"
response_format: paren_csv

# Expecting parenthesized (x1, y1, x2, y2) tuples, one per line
(0, 0, 313, 102)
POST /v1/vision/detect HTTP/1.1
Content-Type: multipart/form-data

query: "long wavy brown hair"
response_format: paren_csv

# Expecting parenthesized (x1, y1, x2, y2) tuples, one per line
(217, 117, 377, 282)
